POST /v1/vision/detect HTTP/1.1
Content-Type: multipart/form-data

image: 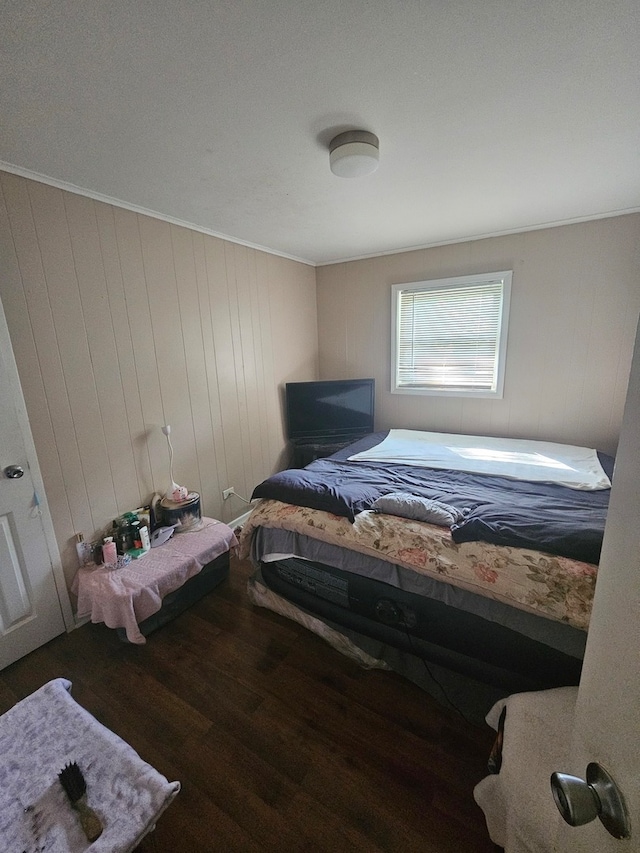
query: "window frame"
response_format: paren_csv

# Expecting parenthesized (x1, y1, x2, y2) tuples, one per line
(391, 271, 512, 398)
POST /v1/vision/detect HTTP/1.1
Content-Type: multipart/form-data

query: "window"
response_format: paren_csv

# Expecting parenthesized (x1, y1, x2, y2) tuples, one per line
(391, 271, 511, 397)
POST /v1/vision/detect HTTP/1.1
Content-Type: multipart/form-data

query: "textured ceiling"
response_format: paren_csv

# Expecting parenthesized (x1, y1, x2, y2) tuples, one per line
(1, 0, 639, 265)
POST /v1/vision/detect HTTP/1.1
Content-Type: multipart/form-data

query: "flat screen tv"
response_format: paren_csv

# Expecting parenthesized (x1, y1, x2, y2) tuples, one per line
(285, 378, 375, 442)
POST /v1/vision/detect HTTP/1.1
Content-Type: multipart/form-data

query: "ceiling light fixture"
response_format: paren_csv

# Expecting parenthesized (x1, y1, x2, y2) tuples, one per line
(329, 130, 379, 178)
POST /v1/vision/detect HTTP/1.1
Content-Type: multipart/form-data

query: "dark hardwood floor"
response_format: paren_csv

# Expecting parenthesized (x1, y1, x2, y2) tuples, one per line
(0, 554, 501, 852)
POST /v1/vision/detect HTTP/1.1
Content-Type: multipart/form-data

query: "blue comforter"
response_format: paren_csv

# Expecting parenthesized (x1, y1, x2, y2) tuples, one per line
(251, 432, 613, 564)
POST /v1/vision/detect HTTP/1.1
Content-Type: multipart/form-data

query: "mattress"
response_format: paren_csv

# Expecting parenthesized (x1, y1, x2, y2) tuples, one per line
(240, 499, 597, 632)
(251, 526, 587, 657)
(240, 430, 607, 700)
(246, 568, 517, 725)
(258, 557, 582, 690)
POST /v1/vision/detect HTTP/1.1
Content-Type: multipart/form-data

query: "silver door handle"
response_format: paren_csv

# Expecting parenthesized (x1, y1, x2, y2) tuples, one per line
(4, 465, 24, 479)
(551, 763, 630, 839)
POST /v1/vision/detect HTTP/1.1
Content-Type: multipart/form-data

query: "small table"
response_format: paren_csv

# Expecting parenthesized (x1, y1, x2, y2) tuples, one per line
(0, 678, 180, 853)
(72, 518, 237, 644)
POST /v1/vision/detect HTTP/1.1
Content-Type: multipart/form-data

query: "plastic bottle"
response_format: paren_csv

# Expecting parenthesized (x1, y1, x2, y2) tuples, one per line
(131, 520, 142, 549)
(117, 528, 130, 555)
(102, 536, 117, 569)
(139, 525, 151, 552)
(75, 533, 93, 567)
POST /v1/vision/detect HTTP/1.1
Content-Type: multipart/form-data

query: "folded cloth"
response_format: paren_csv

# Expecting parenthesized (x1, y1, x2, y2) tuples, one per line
(372, 492, 465, 525)
(0, 678, 180, 853)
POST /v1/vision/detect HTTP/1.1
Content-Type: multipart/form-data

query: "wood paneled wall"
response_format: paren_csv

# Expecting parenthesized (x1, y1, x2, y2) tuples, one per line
(317, 215, 640, 457)
(0, 173, 317, 592)
(1, 169, 638, 601)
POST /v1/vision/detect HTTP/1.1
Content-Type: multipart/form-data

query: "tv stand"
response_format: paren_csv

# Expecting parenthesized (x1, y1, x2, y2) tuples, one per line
(291, 436, 363, 468)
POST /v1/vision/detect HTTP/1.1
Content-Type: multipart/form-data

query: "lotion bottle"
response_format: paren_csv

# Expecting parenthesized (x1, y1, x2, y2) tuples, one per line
(102, 536, 117, 569)
(75, 533, 93, 567)
(139, 525, 151, 552)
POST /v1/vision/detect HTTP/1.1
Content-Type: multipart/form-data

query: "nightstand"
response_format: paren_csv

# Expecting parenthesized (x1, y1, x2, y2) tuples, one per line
(72, 518, 237, 643)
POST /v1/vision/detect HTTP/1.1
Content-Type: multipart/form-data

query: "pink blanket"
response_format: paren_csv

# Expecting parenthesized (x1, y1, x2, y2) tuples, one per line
(72, 518, 237, 643)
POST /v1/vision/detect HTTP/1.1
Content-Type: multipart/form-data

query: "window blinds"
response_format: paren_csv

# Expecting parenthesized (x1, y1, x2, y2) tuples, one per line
(396, 280, 504, 392)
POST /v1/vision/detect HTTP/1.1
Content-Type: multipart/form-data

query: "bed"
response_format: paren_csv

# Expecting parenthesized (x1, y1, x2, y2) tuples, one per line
(238, 429, 612, 712)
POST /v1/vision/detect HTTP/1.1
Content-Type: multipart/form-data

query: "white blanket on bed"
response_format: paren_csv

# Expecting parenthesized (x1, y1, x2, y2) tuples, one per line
(348, 429, 611, 490)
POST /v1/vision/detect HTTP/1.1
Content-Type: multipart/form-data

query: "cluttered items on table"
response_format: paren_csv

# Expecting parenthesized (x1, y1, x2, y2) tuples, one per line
(75, 505, 155, 570)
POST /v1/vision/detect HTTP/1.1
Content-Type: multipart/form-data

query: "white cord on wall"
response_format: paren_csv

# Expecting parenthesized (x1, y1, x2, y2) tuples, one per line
(232, 490, 254, 504)
(161, 424, 187, 499)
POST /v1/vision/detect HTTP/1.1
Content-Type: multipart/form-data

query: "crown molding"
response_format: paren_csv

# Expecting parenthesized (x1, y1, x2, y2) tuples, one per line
(0, 161, 315, 267)
(317, 207, 640, 266)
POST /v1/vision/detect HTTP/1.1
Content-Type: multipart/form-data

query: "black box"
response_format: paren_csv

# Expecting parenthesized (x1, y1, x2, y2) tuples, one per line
(116, 550, 230, 641)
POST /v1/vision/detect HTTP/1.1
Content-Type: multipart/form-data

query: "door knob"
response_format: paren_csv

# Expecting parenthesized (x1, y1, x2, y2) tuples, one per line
(3, 465, 24, 479)
(550, 763, 630, 839)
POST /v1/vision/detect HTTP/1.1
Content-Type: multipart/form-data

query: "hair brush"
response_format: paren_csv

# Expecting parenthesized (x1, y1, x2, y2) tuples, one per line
(58, 761, 103, 842)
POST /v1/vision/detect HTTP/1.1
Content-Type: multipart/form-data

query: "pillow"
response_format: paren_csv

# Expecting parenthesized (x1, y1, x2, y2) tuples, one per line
(372, 492, 464, 526)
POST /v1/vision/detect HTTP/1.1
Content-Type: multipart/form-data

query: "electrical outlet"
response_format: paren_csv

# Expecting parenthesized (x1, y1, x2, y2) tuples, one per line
(222, 487, 235, 500)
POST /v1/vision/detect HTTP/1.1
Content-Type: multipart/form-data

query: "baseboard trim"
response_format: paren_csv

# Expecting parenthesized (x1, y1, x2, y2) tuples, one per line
(229, 508, 254, 530)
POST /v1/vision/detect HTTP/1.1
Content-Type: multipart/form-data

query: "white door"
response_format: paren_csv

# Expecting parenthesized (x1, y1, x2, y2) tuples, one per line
(554, 316, 640, 850)
(0, 299, 69, 669)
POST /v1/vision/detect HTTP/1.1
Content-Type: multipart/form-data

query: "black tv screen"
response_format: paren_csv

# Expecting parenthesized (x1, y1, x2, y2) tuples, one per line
(285, 379, 375, 441)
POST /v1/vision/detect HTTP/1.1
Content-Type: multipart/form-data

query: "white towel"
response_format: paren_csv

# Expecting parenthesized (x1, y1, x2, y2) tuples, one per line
(0, 678, 180, 853)
(349, 429, 611, 490)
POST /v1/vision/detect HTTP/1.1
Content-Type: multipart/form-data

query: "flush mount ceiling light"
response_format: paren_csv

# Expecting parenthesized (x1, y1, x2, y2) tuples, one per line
(329, 130, 379, 178)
